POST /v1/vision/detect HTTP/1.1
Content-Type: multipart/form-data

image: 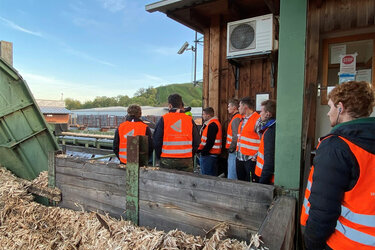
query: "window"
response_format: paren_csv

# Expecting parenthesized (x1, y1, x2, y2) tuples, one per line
(321, 33, 375, 104)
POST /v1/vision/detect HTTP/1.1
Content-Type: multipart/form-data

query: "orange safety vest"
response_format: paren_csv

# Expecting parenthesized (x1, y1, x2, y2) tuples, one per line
(198, 118, 222, 155)
(236, 112, 260, 156)
(226, 113, 242, 149)
(255, 127, 274, 184)
(161, 112, 193, 158)
(118, 120, 148, 164)
(301, 136, 375, 249)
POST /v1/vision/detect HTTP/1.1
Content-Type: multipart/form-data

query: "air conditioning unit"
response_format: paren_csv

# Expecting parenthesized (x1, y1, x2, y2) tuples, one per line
(227, 14, 276, 59)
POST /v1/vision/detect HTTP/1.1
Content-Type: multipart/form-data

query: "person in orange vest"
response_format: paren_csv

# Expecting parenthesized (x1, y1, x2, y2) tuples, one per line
(236, 97, 261, 182)
(255, 99, 276, 184)
(197, 107, 222, 176)
(113, 104, 153, 164)
(153, 93, 200, 172)
(225, 99, 242, 180)
(300, 81, 375, 250)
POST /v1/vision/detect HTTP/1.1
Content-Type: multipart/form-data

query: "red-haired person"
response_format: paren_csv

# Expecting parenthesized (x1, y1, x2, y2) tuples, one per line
(301, 81, 375, 249)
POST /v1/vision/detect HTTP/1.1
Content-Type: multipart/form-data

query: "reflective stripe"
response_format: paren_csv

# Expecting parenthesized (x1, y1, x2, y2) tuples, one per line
(303, 198, 310, 215)
(258, 152, 264, 160)
(119, 155, 127, 159)
(215, 139, 221, 143)
(256, 161, 263, 169)
(212, 145, 221, 149)
(200, 142, 206, 146)
(341, 206, 375, 228)
(240, 137, 261, 144)
(238, 143, 259, 151)
(162, 148, 193, 154)
(335, 220, 375, 247)
(307, 180, 312, 191)
(119, 148, 127, 152)
(163, 141, 192, 146)
(227, 135, 232, 139)
(202, 135, 207, 140)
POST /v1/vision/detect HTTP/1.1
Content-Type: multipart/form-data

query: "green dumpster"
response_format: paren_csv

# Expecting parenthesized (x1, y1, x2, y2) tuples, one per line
(0, 57, 59, 180)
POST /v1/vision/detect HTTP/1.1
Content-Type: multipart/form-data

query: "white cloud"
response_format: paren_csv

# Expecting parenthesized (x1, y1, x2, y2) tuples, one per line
(65, 48, 116, 67)
(144, 74, 164, 82)
(0, 16, 43, 37)
(152, 46, 181, 56)
(98, 0, 126, 12)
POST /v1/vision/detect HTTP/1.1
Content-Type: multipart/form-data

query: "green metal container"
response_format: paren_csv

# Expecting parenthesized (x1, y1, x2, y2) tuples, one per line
(0, 58, 59, 180)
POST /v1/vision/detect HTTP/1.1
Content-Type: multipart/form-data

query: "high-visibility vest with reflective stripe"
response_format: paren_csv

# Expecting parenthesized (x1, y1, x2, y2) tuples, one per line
(161, 112, 193, 158)
(255, 127, 274, 184)
(236, 112, 260, 156)
(118, 121, 148, 164)
(226, 113, 242, 149)
(301, 135, 331, 226)
(198, 118, 222, 155)
(326, 136, 375, 250)
(301, 136, 375, 249)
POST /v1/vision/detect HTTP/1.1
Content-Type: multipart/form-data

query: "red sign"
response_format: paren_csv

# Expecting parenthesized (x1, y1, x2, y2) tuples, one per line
(342, 56, 354, 64)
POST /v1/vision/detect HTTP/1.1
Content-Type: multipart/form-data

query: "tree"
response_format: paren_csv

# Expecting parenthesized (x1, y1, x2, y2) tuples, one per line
(65, 98, 82, 110)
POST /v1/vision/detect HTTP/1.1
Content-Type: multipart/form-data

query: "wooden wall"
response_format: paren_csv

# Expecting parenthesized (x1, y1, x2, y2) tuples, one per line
(304, 0, 375, 147)
(203, 15, 277, 124)
(55, 155, 275, 242)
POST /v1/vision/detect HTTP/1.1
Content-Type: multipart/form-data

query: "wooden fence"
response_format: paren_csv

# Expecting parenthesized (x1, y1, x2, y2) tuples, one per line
(51, 136, 296, 248)
(54, 155, 274, 241)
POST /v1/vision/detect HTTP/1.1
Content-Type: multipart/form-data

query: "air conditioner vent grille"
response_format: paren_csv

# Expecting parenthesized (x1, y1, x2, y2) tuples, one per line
(230, 23, 255, 50)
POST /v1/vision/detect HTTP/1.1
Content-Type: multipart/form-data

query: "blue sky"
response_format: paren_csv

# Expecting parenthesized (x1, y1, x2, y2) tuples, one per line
(0, 0, 203, 102)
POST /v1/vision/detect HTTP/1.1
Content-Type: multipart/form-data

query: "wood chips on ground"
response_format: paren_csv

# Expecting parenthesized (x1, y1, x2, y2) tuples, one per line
(0, 167, 252, 250)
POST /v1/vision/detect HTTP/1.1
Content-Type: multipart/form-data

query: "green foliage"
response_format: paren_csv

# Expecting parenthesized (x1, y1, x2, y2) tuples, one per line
(65, 83, 202, 109)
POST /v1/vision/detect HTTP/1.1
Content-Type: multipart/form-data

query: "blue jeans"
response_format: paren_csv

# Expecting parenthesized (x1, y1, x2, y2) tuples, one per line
(200, 155, 218, 176)
(227, 152, 237, 179)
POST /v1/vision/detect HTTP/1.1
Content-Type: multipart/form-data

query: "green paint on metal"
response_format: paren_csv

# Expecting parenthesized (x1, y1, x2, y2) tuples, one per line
(125, 136, 139, 225)
(0, 57, 59, 180)
(275, 0, 307, 190)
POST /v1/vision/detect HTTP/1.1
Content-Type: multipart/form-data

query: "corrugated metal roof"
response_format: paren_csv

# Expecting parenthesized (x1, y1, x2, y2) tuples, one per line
(40, 107, 71, 114)
(36, 99, 65, 107)
(145, 0, 212, 13)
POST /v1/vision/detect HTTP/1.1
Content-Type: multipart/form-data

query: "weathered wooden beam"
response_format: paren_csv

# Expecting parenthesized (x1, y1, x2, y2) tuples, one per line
(125, 136, 140, 225)
(61, 131, 114, 139)
(258, 196, 296, 250)
(13, 176, 61, 202)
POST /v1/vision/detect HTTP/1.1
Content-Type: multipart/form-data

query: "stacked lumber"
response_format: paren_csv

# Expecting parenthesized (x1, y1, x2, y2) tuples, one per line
(0, 167, 250, 249)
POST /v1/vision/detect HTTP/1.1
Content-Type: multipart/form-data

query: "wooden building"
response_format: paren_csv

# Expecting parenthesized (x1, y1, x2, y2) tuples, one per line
(146, 0, 375, 195)
(36, 99, 71, 124)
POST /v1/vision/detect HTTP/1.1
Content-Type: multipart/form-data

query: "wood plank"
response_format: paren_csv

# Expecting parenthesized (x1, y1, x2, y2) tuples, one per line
(140, 168, 274, 202)
(59, 198, 125, 220)
(56, 173, 125, 196)
(203, 27, 210, 108)
(139, 200, 256, 242)
(126, 136, 140, 225)
(208, 15, 220, 114)
(61, 131, 114, 139)
(258, 196, 296, 250)
(57, 183, 126, 210)
(139, 188, 267, 229)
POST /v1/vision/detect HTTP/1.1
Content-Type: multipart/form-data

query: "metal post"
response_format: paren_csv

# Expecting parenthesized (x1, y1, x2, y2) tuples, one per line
(193, 31, 198, 86)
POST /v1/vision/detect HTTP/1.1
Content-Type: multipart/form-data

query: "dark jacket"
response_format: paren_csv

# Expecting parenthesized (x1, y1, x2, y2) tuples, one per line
(153, 109, 200, 159)
(304, 117, 375, 250)
(259, 120, 275, 184)
(198, 121, 219, 156)
(113, 116, 153, 161)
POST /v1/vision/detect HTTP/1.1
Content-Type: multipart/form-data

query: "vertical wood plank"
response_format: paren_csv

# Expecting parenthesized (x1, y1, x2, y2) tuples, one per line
(208, 15, 221, 114)
(126, 136, 140, 225)
(203, 28, 210, 108)
(48, 151, 55, 188)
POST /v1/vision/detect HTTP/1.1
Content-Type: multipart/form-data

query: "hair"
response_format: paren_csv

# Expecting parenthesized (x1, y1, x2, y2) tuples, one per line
(203, 107, 215, 116)
(168, 93, 183, 109)
(228, 98, 239, 109)
(239, 96, 255, 110)
(261, 99, 276, 118)
(328, 81, 375, 118)
(127, 104, 142, 118)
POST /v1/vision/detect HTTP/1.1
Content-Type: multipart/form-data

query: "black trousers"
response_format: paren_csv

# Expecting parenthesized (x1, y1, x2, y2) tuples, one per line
(236, 159, 258, 182)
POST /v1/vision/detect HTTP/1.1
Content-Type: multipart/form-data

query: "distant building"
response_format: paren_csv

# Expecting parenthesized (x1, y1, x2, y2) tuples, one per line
(36, 99, 71, 124)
